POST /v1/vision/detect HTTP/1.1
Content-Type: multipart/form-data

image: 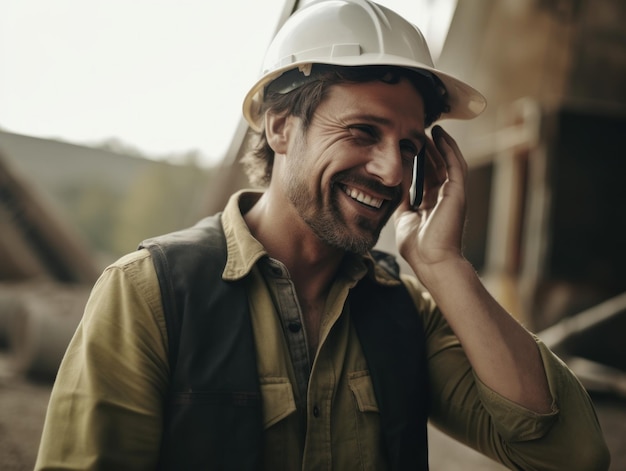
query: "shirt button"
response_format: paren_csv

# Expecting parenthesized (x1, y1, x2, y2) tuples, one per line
(313, 405, 320, 418)
(287, 321, 302, 333)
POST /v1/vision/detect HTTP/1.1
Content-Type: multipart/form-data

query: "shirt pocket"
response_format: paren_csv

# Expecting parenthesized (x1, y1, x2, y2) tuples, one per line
(348, 370, 380, 413)
(260, 378, 297, 429)
(347, 370, 387, 470)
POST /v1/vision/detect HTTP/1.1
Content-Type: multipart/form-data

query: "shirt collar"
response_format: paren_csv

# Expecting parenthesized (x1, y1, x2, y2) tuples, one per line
(220, 190, 402, 287)
(221, 190, 267, 281)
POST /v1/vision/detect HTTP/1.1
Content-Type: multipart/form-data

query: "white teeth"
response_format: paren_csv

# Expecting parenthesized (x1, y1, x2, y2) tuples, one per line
(344, 186, 383, 208)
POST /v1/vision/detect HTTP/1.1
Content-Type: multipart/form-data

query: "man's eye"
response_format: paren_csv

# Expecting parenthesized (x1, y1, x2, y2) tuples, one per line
(350, 125, 377, 139)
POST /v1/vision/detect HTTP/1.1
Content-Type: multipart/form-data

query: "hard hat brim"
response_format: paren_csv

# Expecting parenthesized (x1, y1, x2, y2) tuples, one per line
(242, 58, 487, 132)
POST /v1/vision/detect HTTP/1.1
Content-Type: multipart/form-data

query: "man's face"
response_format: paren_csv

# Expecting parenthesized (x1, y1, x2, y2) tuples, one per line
(279, 78, 426, 254)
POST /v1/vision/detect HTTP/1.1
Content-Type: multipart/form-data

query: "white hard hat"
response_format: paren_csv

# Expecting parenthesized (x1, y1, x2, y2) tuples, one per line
(242, 0, 487, 132)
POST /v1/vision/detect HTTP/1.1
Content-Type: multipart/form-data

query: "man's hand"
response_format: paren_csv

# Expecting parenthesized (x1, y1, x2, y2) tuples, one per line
(394, 125, 468, 282)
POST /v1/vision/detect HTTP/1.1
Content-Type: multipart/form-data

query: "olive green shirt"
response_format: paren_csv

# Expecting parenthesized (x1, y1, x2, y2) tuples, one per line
(36, 191, 609, 470)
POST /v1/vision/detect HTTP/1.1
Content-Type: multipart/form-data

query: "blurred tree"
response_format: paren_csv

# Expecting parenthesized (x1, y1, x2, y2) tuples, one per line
(57, 181, 123, 258)
(93, 137, 146, 158)
(111, 157, 212, 255)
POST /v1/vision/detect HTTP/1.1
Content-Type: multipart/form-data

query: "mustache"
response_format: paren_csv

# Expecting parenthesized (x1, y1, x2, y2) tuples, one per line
(332, 170, 402, 202)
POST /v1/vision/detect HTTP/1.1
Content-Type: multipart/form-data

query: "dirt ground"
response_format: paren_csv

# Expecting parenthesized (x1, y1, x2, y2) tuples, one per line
(1, 352, 624, 470)
(0, 358, 51, 471)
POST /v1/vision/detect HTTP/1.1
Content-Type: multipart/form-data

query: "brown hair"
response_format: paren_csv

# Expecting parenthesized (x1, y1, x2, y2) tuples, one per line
(241, 65, 450, 187)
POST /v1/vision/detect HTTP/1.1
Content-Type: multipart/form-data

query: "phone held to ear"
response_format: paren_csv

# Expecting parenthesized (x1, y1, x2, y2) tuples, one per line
(409, 147, 425, 208)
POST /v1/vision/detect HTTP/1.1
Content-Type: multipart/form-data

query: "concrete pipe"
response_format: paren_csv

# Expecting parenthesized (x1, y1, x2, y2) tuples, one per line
(8, 285, 90, 380)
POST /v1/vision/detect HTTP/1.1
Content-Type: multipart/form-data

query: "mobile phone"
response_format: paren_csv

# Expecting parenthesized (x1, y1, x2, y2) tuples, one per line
(409, 147, 425, 208)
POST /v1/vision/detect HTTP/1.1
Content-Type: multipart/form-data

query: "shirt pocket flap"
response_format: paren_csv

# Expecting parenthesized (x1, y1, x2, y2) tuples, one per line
(260, 380, 297, 429)
(348, 371, 380, 413)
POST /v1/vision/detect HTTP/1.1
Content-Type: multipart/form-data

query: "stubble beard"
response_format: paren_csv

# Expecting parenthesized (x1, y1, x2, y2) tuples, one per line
(286, 171, 394, 255)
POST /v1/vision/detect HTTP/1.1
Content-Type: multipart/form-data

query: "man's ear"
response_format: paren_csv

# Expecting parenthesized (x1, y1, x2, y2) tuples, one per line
(265, 110, 292, 155)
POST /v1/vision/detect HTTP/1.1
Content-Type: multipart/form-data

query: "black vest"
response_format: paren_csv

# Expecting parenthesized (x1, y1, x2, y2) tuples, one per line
(140, 214, 429, 470)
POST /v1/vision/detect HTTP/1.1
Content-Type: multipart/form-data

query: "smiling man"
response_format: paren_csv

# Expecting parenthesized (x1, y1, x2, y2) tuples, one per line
(36, 1, 609, 470)
(253, 75, 423, 254)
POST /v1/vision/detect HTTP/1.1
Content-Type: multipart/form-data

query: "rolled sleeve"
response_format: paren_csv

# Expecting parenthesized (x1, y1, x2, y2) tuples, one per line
(473, 365, 558, 442)
(401, 275, 610, 471)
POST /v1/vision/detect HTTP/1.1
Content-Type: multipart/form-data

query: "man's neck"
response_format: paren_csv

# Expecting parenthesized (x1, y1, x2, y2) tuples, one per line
(243, 191, 344, 304)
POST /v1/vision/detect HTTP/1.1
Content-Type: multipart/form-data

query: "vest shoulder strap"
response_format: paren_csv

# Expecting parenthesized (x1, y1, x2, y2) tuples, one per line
(140, 213, 231, 370)
(351, 273, 429, 470)
(140, 213, 263, 470)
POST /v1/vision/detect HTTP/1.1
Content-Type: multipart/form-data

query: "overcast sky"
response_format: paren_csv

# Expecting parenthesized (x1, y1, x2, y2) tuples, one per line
(0, 0, 454, 167)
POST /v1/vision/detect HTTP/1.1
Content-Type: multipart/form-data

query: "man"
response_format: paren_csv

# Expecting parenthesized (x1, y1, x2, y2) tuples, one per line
(36, 0, 609, 469)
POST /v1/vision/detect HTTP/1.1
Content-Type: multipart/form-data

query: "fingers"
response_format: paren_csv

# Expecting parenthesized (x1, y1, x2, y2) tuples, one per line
(420, 142, 442, 210)
(415, 126, 468, 211)
(420, 128, 452, 209)
(399, 126, 467, 215)
(431, 125, 468, 182)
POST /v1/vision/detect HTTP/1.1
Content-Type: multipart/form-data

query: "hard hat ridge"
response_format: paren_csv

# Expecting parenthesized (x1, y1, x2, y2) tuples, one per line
(242, 0, 486, 132)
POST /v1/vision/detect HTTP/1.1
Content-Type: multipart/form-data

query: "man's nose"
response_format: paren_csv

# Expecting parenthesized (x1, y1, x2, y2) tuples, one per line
(365, 145, 404, 187)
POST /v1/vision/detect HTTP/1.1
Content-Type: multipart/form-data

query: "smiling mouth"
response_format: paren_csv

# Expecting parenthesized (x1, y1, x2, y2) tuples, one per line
(342, 184, 384, 209)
